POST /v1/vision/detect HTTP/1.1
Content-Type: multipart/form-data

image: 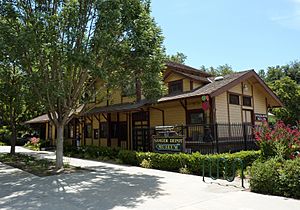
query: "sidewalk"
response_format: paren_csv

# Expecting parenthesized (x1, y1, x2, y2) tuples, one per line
(0, 146, 299, 210)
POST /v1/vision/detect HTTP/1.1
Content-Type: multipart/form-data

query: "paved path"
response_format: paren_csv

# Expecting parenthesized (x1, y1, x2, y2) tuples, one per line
(0, 146, 299, 210)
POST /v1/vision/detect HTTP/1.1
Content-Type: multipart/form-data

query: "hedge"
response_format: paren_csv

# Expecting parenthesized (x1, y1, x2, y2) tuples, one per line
(64, 145, 260, 177)
(119, 150, 260, 175)
(250, 158, 300, 199)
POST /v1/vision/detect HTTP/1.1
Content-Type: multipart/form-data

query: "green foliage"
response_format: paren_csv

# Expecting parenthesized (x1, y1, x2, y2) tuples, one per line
(117, 150, 138, 165)
(250, 158, 300, 199)
(64, 145, 121, 160)
(179, 165, 190, 174)
(200, 64, 234, 76)
(260, 61, 300, 125)
(119, 150, 260, 176)
(254, 121, 300, 160)
(140, 159, 152, 168)
(0, 141, 6, 146)
(24, 137, 41, 151)
(1, 0, 165, 167)
(167, 52, 187, 64)
(64, 146, 259, 177)
(269, 77, 300, 125)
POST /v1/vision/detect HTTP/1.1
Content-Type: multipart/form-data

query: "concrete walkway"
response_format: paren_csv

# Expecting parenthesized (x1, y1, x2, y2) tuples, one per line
(0, 146, 299, 210)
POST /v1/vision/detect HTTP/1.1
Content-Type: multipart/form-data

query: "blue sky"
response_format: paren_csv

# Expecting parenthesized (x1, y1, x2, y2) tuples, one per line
(151, 0, 300, 71)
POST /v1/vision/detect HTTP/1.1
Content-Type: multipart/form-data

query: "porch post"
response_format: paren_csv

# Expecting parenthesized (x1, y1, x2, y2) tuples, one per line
(107, 113, 111, 147)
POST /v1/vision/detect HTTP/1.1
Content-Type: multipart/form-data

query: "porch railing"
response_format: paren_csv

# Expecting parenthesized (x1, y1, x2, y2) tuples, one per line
(133, 123, 258, 154)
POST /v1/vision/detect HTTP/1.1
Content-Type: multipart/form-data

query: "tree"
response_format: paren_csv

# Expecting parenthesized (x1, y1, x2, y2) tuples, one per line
(0, 0, 165, 169)
(262, 61, 300, 125)
(201, 64, 234, 76)
(269, 77, 300, 125)
(167, 52, 187, 64)
(0, 62, 25, 154)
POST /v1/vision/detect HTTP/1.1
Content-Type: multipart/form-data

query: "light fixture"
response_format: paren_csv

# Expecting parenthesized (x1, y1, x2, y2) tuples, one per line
(243, 84, 249, 92)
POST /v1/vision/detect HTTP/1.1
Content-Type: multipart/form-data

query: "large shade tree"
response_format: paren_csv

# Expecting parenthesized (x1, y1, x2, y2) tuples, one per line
(0, 0, 165, 169)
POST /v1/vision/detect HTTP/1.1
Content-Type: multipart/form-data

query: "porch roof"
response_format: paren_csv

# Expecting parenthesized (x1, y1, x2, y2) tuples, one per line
(24, 114, 49, 124)
(24, 105, 84, 124)
(83, 99, 151, 115)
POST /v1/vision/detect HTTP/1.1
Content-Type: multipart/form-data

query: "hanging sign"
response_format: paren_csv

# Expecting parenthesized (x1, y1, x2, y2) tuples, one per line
(255, 113, 268, 122)
(153, 136, 184, 153)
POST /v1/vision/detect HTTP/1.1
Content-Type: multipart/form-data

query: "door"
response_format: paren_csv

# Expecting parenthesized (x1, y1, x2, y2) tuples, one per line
(132, 111, 151, 151)
(242, 109, 254, 149)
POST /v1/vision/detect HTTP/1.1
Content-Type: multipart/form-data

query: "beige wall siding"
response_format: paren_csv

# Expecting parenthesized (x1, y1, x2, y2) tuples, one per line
(215, 92, 229, 123)
(183, 78, 190, 92)
(100, 138, 107, 147)
(229, 105, 242, 123)
(193, 81, 203, 89)
(164, 106, 186, 125)
(111, 138, 118, 148)
(253, 84, 267, 115)
(85, 138, 92, 145)
(242, 81, 253, 96)
(164, 72, 184, 83)
(229, 83, 242, 94)
(150, 108, 164, 127)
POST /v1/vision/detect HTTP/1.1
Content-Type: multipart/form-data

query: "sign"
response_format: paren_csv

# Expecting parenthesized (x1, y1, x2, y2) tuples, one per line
(153, 136, 184, 153)
(255, 113, 268, 122)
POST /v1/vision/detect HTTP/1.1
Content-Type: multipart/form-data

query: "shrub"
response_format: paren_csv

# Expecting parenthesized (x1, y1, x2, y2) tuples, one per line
(179, 165, 190, 174)
(118, 150, 138, 165)
(250, 158, 300, 199)
(64, 145, 259, 179)
(24, 137, 41, 151)
(278, 158, 300, 198)
(250, 158, 281, 195)
(64, 145, 121, 160)
(140, 159, 152, 168)
(255, 121, 300, 160)
(0, 141, 7, 146)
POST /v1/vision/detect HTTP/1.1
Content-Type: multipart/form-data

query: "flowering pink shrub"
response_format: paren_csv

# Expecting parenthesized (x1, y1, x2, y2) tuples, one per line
(24, 137, 41, 151)
(30, 137, 40, 145)
(255, 121, 300, 159)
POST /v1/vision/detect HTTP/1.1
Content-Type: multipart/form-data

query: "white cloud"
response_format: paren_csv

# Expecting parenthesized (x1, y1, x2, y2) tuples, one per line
(270, 0, 300, 30)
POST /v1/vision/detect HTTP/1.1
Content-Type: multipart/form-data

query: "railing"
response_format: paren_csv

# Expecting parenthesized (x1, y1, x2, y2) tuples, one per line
(202, 157, 245, 188)
(132, 123, 259, 153)
(181, 123, 258, 154)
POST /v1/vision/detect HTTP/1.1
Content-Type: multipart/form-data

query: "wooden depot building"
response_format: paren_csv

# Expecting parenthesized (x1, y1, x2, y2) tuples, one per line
(25, 62, 282, 153)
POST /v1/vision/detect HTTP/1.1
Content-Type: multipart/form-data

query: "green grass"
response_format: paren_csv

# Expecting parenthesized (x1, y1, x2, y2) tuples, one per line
(0, 153, 83, 176)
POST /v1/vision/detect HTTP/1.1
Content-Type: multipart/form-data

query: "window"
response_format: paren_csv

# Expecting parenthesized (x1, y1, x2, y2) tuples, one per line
(84, 124, 92, 138)
(243, 96, 252, 107)
(187, 109, 204, 124)
(168, 80, 183, 95)
(94, 129, 99, 139)
(100, 123, 108, 138)
(48, 124, 52, 139)
(69, 125, 74, 138)
(229, 94, 240, 105)
(132, 111, 149, 121)
(111, 122, 118, 138)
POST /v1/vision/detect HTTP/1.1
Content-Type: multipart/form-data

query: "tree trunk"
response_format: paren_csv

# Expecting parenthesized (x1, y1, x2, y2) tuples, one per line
(56, 123, 64, 169)
(10, 124, 16, 155)
(136, 78, 142, 102)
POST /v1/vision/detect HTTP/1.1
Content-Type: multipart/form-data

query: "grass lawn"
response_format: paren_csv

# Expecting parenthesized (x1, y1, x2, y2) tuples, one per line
(0, 153, 85, 177)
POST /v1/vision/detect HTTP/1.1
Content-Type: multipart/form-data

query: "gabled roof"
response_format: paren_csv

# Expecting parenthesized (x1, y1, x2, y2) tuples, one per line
(165, 61, 211, 77)
(158, 70, 283, 107)
(169, 69, 210, 83)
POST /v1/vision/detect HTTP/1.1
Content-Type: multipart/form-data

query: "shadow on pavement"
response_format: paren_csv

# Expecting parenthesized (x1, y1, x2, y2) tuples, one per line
(0, 163, 166, 210)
